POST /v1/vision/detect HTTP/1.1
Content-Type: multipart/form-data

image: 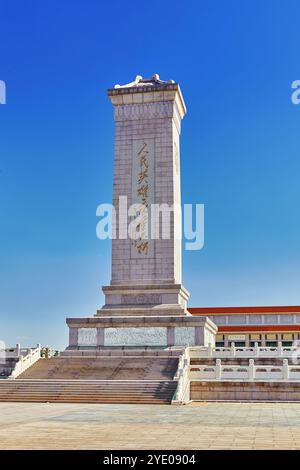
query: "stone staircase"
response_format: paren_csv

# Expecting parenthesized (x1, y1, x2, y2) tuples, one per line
(0, 379, 177, 404)
(0, 356, 179, 404)
(17, 356, 178, 380)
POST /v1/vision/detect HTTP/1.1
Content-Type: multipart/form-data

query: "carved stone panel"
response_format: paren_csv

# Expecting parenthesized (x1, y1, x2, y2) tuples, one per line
(121, 294, 162, 305)
(104, 327, 167, 347)
(78, 328, 97, 346)
(174, 327, 195, 346)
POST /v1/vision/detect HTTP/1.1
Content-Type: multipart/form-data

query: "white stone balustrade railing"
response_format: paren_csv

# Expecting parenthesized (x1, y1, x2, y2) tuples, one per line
(0, 344, 22, 359)
(9, 344, 42, 379)
(189, 359, 300, 382)
(189, 343, 299, 359)
(172, 347, 190, 404)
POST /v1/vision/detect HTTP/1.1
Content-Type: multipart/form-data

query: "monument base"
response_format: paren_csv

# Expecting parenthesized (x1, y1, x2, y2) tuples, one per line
(66, 315, 217, 349)
(97, 283, 190, 316)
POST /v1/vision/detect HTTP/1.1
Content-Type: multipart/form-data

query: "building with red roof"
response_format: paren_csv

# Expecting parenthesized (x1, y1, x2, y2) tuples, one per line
(188, 306, 300, 347)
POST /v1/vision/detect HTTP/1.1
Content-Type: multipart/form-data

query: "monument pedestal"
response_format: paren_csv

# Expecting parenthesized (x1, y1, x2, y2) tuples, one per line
(66, 283, 217, 349)
(66, 315, 217, 349)
(98, 283, 190, 316)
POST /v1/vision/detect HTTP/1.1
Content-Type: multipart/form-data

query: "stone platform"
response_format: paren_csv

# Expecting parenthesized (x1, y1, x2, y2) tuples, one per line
(66, 315, 217, 349)
(17, 356, 179, 380)
(2, 402, 300, 449)
(190, 381, 300, 402)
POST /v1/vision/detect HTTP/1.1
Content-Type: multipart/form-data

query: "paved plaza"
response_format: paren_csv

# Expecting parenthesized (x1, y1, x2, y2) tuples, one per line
(1, 402, 300, 449)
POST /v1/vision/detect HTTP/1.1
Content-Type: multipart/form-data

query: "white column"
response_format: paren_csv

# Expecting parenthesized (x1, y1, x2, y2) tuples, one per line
(283, 359, 289, 380)
(249, 359, 255, 381)
(216, 359, 222, 380)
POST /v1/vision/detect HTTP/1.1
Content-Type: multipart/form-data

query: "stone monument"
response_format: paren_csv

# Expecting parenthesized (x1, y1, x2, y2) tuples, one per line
(66, 75, 217, 349)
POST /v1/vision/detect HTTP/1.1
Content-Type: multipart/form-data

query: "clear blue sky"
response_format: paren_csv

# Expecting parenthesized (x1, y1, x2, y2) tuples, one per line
(1, 0, 300, 349)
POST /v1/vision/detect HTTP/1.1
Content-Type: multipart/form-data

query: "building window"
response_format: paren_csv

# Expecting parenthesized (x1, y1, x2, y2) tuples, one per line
(266, 341, 277, 347)
(282, 341, 293, 347)
(234, 342, 246, 348)
(216, 342, 224, 347)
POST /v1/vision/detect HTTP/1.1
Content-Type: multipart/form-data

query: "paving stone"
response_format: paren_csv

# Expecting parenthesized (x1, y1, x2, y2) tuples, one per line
(1, 402, 300, 449)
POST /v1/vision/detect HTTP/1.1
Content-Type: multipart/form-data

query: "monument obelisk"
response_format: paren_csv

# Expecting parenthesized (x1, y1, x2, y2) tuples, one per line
(99, 74, 189, 316)
(66, 75, 217, 349)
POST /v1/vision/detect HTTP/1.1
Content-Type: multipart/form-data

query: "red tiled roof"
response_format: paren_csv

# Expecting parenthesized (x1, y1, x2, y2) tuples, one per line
(219, 325, 300, 332)
(188, 306, 300, 315)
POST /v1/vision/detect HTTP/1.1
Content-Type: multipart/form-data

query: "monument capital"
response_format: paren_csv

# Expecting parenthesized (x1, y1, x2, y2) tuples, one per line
(107, 73, 186, 121)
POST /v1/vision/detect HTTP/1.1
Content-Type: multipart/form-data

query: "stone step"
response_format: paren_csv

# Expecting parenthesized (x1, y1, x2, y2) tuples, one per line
(0, 379, 177, 404)
(5, 355, 179, 405)
(18, 357, 179, 380)
(0, 382, 175, 389)
(0, 393, 172, 401)
(61, 349, 182, 358)
(0, 398, 171, 404)
(0, 387, 174, 393)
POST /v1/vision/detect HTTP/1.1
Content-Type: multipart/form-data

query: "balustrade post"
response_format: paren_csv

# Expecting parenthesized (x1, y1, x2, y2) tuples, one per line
(230, 342, 235, 357)
(16, 343, 21, 357)
(283, 359, 289, 381)
(254, 342, 259, 357)
(278, 342, 283, 357)
(208, 342, 213, 357)
(216, 359, 222, 380)
(249, 359, 255, 381)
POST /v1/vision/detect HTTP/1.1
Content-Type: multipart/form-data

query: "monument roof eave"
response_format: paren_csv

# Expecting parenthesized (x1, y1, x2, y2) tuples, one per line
(107, 74, 186, 116)
(109, 73, 175, 90)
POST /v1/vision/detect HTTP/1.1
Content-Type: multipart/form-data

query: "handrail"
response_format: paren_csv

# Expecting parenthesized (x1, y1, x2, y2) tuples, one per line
(188, 358, 300, 381)
(0, 343, 42, 359)
(172, 348, 190, 404)
(188, 343, 298, 359)
(8, 345, 42, 379)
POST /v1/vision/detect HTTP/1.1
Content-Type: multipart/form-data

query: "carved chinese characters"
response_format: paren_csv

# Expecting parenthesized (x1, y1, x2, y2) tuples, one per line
(131, 139, 154, 258)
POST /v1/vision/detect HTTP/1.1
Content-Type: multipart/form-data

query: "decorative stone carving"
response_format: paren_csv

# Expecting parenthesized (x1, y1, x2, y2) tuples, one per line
(114, 74, 175, 89)
(78, 328, 97, 346)
(114, 102, 174, 121)
(121, 294, 162, 305)
(174, 327, 195, 346)
(104, 327, 167, 347)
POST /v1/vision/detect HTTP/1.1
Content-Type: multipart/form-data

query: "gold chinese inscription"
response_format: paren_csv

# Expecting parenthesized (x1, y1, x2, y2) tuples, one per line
(134, 141, 150, 255)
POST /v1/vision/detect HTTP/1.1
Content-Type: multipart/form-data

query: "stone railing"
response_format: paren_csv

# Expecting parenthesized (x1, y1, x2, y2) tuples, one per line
(9, 344, 42, 379)
(0, 343, 42, 359)
(1, 344, 23, 359)
(189, 359, 300, 382)
(189, 343, 299, 359)
(172, 348, 191, 404)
